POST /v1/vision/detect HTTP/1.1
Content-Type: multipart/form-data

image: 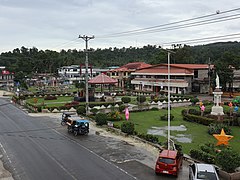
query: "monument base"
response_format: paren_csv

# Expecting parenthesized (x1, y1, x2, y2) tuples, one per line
(211, 105, 224, 115)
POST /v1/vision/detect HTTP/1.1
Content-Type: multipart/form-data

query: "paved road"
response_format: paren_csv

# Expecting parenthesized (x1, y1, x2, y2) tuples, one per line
(0, 98, 190, 180)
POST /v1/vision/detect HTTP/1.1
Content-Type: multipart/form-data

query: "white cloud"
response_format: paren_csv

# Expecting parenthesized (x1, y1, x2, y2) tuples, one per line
(0, 0, 240, 52)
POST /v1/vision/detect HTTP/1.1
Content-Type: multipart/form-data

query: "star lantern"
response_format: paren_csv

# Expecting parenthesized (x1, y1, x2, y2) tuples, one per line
(213, 128, 233, 146)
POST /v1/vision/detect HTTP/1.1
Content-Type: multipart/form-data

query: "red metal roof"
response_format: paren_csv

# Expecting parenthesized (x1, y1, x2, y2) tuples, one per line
(109, 62, 152, 72)
(89, 73, 117, 84)
(133, 63, 213, 74)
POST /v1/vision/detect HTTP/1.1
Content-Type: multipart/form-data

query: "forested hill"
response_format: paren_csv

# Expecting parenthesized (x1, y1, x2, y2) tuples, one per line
(0, 41, 240, 77)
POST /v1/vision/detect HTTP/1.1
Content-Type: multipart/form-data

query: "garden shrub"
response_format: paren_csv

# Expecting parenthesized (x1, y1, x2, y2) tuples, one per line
(107, 111, 122, 121)
(95, 113, 107, 126)
(160, 114, 174, 121)
(208, 123, 232, 135)
(216, 149, 240, 173)
(119, 104, 126, 112)
(189, 149, 215, 164)
(188, 108, 201, 115)
(151, 107, 159, 111)
(137, 133, 159, 144)
(121, 96, 131, 104)
(136, 95, 146, 103)
(190, 97, 199, 105)
(44, 95, 57, 100)
(121, 121, 134, 135)
(183, 114, 214, 125)
(90, 108, 99, 115)
(76, 106, 86, 115)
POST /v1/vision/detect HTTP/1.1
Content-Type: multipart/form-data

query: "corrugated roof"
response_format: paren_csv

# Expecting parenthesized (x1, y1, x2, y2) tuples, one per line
(109, 62, 152, 72)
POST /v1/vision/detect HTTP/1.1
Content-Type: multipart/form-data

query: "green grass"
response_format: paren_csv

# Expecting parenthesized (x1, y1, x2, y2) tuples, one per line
(26, 96, 73, 107)
(113, 107, 240, 155)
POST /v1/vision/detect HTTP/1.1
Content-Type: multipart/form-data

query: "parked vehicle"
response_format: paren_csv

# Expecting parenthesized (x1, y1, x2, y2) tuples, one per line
(189, 163, 219, 180)
(73, 120, 89, 136)
(61, 112, 76, 126)
(155, 149, 183, 177)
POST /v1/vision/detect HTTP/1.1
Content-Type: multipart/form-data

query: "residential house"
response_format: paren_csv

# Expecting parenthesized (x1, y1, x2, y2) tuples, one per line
(58, 65, 109, 84)
(0, 67, 14, 88)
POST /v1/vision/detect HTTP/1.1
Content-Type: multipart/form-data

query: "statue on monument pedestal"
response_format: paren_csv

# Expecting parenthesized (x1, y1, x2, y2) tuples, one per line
(216, 74, 220, 89)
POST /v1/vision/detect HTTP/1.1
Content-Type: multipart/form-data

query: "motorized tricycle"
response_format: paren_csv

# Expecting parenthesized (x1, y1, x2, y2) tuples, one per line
(61, 112, 76, 126)
(73, 120, 89, 136)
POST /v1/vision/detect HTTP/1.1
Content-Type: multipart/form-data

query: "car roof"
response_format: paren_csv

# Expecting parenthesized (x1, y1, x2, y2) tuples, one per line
(196, 163, 215, 173)
(159, 150, 177, 159)
(76, 119, 89, 123)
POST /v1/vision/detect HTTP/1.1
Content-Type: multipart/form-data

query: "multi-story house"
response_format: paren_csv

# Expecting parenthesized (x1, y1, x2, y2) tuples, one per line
(57, 65, 109, 84)
(107, 62, 152, 89)
(0, 67, 14, 88)
(131, 64, 214, 94)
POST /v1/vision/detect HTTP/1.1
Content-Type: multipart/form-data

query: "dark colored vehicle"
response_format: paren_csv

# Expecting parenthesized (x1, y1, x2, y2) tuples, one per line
(73, 120, 89, 136)
(155, 149, 183, 177)
(67, 119, 89, 136)
(61, 112, 76, 126)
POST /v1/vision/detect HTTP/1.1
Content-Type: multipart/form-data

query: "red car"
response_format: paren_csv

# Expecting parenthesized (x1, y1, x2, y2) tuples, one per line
(155, 149, 183, 177)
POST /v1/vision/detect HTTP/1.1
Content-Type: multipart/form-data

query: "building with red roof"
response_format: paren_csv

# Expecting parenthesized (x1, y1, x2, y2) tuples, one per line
(0, 67, 14, 88)
(107, 62, 152, 89)
(131, 63, 214, 94)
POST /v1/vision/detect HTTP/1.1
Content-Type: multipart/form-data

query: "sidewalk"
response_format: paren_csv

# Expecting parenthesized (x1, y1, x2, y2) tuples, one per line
(0, 155, 13, 180)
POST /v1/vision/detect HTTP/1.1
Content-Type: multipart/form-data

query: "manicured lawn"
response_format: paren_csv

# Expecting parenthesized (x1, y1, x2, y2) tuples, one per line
(113, 107, 240, 155)
(26, 96, 74, 107)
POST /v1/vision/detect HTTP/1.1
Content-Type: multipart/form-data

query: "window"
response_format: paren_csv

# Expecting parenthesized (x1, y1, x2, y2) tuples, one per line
(194, 70, 198, 78)
(158, 158, 175, 164)
(197, 172, 218, 180)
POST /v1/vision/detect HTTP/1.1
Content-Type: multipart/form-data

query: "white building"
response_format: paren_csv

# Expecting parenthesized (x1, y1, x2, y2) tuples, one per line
(58, 65, 109, 84)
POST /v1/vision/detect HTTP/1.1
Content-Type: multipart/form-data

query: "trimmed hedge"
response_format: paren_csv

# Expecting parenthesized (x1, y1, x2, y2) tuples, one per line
(183, 114, 214, 125)
(189, 149, 215, 164)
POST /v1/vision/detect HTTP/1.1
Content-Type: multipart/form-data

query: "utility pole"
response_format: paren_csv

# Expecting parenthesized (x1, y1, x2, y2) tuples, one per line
(208, 57, 211, 95)
(79, 35, 94, 115)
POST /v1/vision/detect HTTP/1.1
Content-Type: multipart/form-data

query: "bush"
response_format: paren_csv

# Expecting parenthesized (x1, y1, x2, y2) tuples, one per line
(121, 96, 131, 104)
(90, 108, 99, 115)
(107, 111, 123, 121)
(151, 107, 159, 111)
(95, 113, 107, 126)
(76, 106, 86, 115)
(160, 114, 174, 121)
(119, 104, 126, 112)
(44, 95, 57, 100)
(136, 95, 146, 103)
(208, 123, 232, 135)
(189, 149, 215, 164)
(121, 121, 134, 135)
(216, 149, 240, 173)
(183, 114, 214, 125)
(137, 133, 160, 144)
(188, 108, 201, 115)
(190, 97, 199, 105)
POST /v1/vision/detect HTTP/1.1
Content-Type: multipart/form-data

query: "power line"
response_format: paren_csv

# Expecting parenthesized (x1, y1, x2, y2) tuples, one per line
(96, 7, 240, 38)
(162, 32, 240, 45)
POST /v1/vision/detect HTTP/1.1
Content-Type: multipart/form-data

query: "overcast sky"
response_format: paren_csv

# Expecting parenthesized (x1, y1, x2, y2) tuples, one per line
(0, 0, 240, 52)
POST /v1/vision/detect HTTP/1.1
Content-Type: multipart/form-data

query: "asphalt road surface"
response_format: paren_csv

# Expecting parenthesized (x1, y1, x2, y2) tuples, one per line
(0, 98, 190, 180)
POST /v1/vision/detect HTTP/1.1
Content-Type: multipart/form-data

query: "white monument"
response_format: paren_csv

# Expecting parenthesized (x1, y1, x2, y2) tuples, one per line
(211, 74, 224, 115)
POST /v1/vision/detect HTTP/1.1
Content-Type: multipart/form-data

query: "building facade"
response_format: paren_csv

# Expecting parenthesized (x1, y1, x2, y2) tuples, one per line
(107, 62, 152, 89)
(131, 64, 213, 94)
(58, 65, 109, 84)
(0, 67, 14, 88)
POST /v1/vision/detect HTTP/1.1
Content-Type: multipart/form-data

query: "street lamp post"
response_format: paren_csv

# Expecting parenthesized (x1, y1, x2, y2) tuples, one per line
(161, 48, 175, 150)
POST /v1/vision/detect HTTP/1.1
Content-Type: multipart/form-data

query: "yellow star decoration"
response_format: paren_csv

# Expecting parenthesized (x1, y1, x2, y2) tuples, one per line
(213, 128, 233, 146)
